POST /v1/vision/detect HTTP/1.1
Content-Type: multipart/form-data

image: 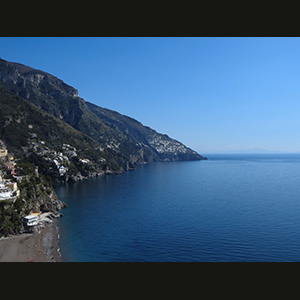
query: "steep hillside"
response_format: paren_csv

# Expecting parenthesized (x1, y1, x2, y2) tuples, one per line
(0, 84, 128, 182)
(0, 58, 206, 237)
(86, 102, 202, 162)
(0, 58, 205, 166)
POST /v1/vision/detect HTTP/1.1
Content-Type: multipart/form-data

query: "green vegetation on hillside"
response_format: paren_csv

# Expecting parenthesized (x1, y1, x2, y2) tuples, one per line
(0, 58, 205, 237)
(0, 58, 204, 167)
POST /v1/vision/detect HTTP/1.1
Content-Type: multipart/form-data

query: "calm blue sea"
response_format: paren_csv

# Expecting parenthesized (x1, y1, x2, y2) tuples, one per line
(55, 154, 300, 262)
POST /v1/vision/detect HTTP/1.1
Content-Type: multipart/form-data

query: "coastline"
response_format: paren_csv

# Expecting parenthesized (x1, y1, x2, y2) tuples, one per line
(0, 220, 61, 262)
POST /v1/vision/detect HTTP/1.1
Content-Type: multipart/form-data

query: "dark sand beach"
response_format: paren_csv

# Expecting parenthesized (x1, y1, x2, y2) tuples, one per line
(0, 221, 61, 262)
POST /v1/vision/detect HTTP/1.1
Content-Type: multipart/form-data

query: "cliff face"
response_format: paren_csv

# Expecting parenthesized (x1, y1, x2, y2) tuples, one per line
(0, 58, 205, 171)
(86, 102, 202, 162)
(0, 58, 206, 236)
(0, 85, 127, 182)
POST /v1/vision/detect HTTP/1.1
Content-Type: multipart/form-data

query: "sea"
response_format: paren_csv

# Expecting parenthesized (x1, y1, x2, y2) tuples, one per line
(55, 154, 300, 262)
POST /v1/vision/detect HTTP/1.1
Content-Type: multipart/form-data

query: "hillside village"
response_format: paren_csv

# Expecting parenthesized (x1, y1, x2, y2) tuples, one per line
(0, 119, 118, 237)
(0, 57, 205, 238)
(149, 133, 194, 155)
(24, 128, 108, 180)
(0, 139, 20, 202)
(0, 138, 66, 236)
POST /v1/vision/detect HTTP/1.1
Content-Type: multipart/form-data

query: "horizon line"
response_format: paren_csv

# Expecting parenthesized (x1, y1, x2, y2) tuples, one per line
(201, 151, 300, 155)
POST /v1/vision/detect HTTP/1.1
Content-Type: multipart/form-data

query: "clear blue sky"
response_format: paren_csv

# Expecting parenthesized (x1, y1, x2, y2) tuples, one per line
(1, 37, 300, 153)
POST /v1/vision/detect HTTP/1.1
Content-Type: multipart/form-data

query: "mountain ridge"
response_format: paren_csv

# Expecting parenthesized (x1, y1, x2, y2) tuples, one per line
(0, 57, 205, 170)
(0, 57, 205, 236)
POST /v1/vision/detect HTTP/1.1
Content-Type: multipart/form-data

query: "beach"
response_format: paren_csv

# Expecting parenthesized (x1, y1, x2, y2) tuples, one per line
(0, 221, 61, 262)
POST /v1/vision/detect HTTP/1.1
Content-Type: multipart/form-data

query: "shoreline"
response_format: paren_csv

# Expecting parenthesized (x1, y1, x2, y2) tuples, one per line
(0, 220, 61, 262)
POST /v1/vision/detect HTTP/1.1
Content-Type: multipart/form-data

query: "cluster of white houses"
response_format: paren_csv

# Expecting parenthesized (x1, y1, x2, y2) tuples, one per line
(0, 170, 20, 202)
(0, 140, 52, 233)
(0, 143, 19, 202)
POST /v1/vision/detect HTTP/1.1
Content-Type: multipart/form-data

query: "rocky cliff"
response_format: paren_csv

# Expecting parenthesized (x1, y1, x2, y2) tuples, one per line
(0, 58, 205, 175)
(0, 57, 206, 236)
(0, 84, 127, 183)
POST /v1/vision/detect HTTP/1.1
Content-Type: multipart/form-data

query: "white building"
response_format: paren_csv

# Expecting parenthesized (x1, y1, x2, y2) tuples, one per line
(23, 215, 38, 227)
(0, 183, 13, 201)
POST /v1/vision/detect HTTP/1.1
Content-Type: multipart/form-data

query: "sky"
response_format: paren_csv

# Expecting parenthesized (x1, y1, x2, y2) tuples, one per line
(1, 37, 300, 153)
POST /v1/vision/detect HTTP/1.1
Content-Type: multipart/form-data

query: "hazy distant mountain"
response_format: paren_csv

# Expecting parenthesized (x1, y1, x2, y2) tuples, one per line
(215, 148, 285, 154)
(0, 58, 204, 181)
